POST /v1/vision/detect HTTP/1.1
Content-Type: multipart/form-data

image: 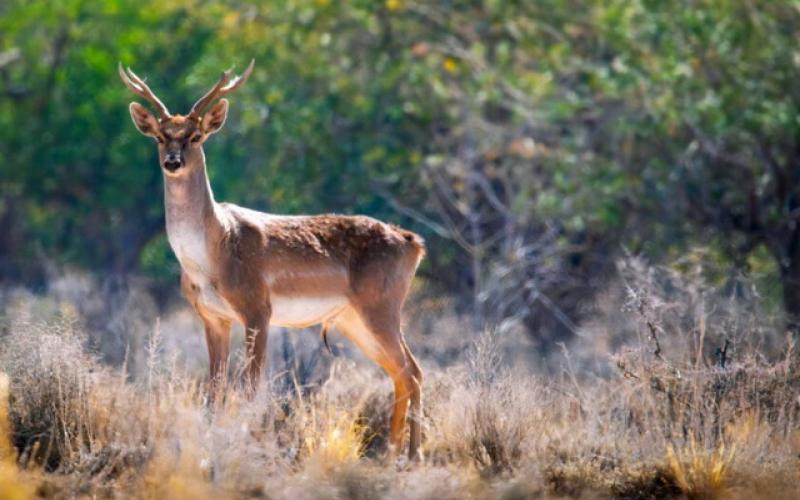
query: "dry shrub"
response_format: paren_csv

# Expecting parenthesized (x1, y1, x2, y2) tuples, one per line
(0, 318, 150, 476)
(425, 331, 542, 477)
(464, 380, 529, 476)
(662, 410, 800, 499)
(0, 257, 799, 499)
(599, 258, 800, 498)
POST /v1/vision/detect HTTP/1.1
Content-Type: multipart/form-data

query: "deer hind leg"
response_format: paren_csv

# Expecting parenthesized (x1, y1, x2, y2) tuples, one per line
(334, 306, 422, 460)
(401, 337, 423, 460)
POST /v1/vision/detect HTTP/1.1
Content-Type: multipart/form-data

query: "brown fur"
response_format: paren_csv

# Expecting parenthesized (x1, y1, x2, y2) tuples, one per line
(122, 66, 426, 460)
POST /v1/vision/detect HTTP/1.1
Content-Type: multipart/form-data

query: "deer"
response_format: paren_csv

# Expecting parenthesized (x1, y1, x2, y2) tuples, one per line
(119, 61, 425, 460)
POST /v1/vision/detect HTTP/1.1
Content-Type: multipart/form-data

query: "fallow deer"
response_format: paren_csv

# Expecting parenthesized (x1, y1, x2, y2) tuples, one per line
(119, 61, 425, 459)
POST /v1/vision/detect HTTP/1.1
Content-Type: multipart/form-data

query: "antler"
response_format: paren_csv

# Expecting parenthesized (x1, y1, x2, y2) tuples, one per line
(118, 62, 171, 119)
(189, 59, 255, 119)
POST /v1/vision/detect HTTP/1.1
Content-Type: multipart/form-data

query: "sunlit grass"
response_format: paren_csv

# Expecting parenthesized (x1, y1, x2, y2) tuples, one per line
(666, 437, 735, 499)
(0, 373, 35, 500)
(303, 410, 366, 468)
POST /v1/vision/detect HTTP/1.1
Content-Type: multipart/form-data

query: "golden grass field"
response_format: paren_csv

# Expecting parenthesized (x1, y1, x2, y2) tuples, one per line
(0, 263, 798, 499)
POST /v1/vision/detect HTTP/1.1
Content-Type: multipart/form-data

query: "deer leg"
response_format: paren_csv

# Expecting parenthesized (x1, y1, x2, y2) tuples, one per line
(202, 315, 232, 405)
(243, 313, 269, 396)
(335, 307, 422, 459)
(391, 370, 414, 452)
(401, 337, 423, 460)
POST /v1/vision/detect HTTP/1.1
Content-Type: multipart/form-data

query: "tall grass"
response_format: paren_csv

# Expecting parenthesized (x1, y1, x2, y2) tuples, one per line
(0, 260, 798, 498)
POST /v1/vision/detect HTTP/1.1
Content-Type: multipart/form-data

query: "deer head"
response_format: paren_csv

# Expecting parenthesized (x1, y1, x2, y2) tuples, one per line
(119, 60, 254, 174)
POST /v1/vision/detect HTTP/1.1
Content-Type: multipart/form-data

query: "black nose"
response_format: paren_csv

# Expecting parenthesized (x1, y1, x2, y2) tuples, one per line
(163, 153, 183, 172)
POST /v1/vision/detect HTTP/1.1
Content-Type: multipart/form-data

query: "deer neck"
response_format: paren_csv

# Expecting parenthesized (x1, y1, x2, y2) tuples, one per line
(163, 152, 222, 276)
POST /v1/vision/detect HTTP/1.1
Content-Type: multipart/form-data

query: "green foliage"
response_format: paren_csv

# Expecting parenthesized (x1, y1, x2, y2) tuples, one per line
(2, 0, 799, 320)
(1, 0, 439, 281)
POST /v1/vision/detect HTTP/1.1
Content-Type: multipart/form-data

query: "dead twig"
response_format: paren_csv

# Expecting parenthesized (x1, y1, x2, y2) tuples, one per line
(715, 338, 731, 369)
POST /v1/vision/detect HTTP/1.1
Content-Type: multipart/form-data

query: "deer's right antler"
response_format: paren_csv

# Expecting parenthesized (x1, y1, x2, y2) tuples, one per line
(189, 59, 255, 120)
(118, 62, 171, 120)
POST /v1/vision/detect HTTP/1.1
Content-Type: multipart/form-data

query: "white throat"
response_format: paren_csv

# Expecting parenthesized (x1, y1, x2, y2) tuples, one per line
(163, 161, 216, 279)
(167, 218, 210, 275)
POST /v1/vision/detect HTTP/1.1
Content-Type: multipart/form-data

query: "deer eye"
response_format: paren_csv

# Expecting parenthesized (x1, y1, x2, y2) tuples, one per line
(156, 136, 165, 144)
(190, 134, 202, 143)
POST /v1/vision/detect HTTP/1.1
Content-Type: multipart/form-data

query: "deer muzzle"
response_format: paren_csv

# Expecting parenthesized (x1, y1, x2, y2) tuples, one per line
(163, 152, 183, 172)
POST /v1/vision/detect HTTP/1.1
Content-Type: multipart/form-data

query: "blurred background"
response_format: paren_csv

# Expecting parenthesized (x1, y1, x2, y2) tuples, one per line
(1, 0, 799, 376)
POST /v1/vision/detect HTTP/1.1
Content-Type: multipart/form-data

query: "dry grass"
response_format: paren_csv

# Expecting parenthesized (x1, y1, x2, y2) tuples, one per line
(0, 262, 799, 499)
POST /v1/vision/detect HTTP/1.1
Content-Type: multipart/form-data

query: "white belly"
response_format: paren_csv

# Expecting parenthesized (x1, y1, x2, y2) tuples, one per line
(169, 224, 348, 327)
(270, 295, 348, 328)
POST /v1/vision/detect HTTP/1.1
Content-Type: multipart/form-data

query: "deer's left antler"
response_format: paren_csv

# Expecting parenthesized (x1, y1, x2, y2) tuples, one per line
(189, 59, 255, 119)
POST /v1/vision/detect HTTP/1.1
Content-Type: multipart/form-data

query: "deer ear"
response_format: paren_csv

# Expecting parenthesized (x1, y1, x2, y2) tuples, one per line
(201, 99, 229, 135)
(129, 102, 160, 137)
